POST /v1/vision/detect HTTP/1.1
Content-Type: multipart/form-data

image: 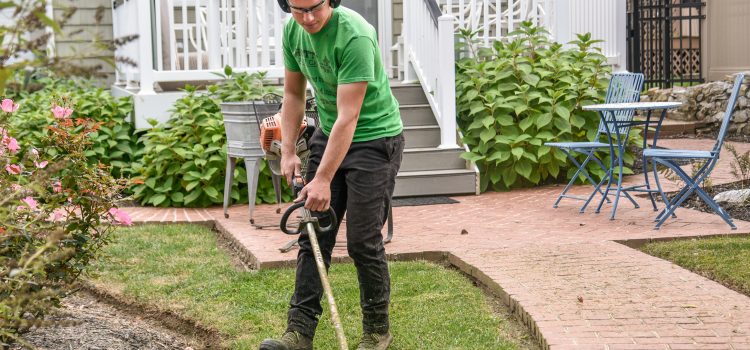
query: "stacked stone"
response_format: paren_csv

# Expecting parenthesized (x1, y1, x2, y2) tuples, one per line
(640, 72, 750, 135)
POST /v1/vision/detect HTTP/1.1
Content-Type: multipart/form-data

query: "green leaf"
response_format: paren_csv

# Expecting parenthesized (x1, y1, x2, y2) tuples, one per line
(570, 114, 586, 128)
(204, 186, 220, 199)
(511, 147, 524, 160)
(480, 128, 496, 142)
(556, 105, 571, 120)
(536, 113, 552, 128)
(184, 188, 203, 205)
(145, 178, 156, 189)
(151, 194, 167, 206)
(496, 114, 514, 126)
(186, 181, 201, 191)
(519, 116, 534, 131)
(515, 160, 532, 179)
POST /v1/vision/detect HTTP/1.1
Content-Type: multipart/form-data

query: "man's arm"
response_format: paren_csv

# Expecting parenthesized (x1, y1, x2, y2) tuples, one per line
(279, 69, 308, 185)
(298, 81, 367, 212)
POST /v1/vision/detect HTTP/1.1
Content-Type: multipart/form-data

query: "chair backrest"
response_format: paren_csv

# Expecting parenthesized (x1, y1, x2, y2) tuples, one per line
(712, 73, 746, 154)
(598, 73, 645, 136)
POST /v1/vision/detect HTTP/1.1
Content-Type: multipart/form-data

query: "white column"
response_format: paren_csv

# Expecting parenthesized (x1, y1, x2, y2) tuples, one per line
(207, 0, 221, 69)
(438, 14, 458, 149)
(44, 0, 56, 58)
(137, 0, 155, 94)
(614, 0, 627, 71)
(552, 0, 571, 46)
(402, 1, 417, 83)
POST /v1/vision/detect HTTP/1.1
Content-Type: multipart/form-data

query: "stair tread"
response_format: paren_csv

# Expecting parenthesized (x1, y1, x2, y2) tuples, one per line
(404, 124, 440, 130)
(398, 169, 476, 177)
(403, 147, 464, 153)
(400, 103, 431, 109)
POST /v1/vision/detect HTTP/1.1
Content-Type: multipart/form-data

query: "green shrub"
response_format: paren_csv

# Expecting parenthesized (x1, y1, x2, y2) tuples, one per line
(456, 22, 641, 191)
(130, 69, 293, 207)
(6, 74, 137, 178)
(0, 98, 128, 347)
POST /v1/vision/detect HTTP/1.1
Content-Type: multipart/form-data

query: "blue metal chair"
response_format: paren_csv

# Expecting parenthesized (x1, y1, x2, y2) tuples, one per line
(645, 73, 746, 230)
(546, 73, 645, 211)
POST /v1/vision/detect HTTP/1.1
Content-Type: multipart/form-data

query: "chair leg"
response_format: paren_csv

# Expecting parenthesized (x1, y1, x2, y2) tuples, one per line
(641, 153, 658, 211)
(594, 169, 614, 214)
(553, 149, 606, 208)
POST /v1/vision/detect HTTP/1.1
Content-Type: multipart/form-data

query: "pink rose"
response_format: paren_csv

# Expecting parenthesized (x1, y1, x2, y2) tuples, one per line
(1, 99, 19, 113)
(108, 207, 133, 226)
(6, 164, 21, 175)
(11, 184, 22, 192)
(34, 160, 48, 169)
(30, 148, 39, 158)
(6, 137, 18, 153)
(52, 105, 73, 119)
(20, 196, 38, 210)
(52, 209, 66, 221)
(52, 181, 62, 193)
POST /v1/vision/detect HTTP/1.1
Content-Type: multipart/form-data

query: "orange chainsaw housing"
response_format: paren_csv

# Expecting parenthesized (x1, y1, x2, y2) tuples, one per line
(259, 114, 307, 152)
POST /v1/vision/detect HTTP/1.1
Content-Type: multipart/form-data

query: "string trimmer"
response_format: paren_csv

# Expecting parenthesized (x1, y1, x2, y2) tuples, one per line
(280, 176, 348, 350)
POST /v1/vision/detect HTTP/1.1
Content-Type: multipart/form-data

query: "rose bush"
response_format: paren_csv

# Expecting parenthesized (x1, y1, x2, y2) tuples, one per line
(0, 98, 131, 347)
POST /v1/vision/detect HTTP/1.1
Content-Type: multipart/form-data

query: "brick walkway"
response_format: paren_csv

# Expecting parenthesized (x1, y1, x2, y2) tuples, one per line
(124, 139, 750, 350)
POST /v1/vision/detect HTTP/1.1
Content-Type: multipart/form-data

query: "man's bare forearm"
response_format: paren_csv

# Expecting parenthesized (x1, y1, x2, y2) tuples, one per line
(280, 71, 307, 158)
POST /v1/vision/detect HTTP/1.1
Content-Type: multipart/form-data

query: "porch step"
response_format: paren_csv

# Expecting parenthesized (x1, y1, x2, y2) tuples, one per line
(403, 125, 441, 148)
(400, 104, 437, 126)
(634, 116, 707, 138)
(391, 83, 429, 105)
(394, 169, 478, 197)
(401, 147, 467, 172)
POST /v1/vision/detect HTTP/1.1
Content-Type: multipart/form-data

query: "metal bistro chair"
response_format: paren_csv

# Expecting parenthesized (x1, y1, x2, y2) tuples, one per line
(546, 73, 645, 211)
(645, 73, 746, 230)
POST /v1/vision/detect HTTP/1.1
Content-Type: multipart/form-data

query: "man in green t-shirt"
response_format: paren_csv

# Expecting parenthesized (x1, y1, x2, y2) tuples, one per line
(259, 1, 404, 350)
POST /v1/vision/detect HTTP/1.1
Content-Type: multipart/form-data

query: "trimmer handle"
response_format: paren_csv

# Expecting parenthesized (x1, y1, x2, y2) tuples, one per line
(279, 176, 338, 235)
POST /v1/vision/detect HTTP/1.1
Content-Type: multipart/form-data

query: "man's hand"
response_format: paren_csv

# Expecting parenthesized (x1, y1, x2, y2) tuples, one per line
(295, 177, 331, 212)
(280, 152, 302, 186)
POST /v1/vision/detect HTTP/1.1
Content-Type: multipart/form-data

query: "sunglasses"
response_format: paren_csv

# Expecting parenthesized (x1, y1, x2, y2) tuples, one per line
(289, 0, 327, 15)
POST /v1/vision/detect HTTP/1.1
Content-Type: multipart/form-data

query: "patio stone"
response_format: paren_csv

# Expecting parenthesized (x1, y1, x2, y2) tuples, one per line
(122, 138, 750, 349)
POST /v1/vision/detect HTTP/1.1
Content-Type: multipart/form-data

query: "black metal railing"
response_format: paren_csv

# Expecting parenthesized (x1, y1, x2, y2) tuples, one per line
(627, 0, 706, 89)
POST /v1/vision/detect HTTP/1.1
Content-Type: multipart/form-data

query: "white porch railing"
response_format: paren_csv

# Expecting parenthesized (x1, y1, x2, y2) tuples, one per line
(401, 0, 626, 149)
(433, 0, 626, 66)
(402, 0, 458, 149)
(440, 0, 553, 47)
(112, 0, 288, 91)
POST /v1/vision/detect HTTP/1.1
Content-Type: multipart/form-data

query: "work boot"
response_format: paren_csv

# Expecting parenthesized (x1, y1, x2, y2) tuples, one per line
(356, 332, 393, 350)
(259, 331, 313, 350)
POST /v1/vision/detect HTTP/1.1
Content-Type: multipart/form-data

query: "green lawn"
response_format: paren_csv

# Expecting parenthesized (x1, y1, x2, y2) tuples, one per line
(640, 235, 750, 296)
(91, 224, 535, 349)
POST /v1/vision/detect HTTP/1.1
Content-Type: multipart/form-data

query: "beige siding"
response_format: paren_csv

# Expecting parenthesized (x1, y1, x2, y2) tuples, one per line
(52, 0, 115, 86)
(704, 0, 750, 81)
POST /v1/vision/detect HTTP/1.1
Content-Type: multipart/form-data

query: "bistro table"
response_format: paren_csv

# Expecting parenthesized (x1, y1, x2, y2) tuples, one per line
(581, 101, 683, 220)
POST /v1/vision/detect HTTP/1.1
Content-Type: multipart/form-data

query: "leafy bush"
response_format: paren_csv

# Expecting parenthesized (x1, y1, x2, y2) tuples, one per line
(0, 98, 129, 347)
(6, 74, 137, 178)
(130, 69, 293, 207)
(456, 22, 641, 191)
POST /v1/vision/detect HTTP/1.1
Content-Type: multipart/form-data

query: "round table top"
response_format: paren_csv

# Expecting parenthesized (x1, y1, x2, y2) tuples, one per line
(582, 101, 682, 111)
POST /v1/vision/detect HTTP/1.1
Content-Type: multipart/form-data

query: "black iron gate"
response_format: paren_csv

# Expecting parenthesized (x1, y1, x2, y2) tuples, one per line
(627, 0, 706, 89)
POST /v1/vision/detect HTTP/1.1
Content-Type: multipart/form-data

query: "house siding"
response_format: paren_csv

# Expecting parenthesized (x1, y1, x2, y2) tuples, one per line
(704, 0, 750, 81)
(53, 0, 115, 86)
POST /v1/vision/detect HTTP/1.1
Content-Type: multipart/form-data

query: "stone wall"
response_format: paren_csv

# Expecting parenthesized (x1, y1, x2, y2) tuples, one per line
(641, 72, 750, 135)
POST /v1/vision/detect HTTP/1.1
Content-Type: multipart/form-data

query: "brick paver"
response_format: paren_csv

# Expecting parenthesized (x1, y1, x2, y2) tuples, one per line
(124, 139, 750, 349)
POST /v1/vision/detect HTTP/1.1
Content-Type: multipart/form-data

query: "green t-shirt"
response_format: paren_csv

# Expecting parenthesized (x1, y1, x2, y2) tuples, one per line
(282, 7, 402, 142)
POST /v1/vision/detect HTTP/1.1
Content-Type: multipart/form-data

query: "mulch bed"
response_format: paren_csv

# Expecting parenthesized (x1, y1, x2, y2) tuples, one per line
(662, 180, 750, 223)
(11, 292, 201, 350)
